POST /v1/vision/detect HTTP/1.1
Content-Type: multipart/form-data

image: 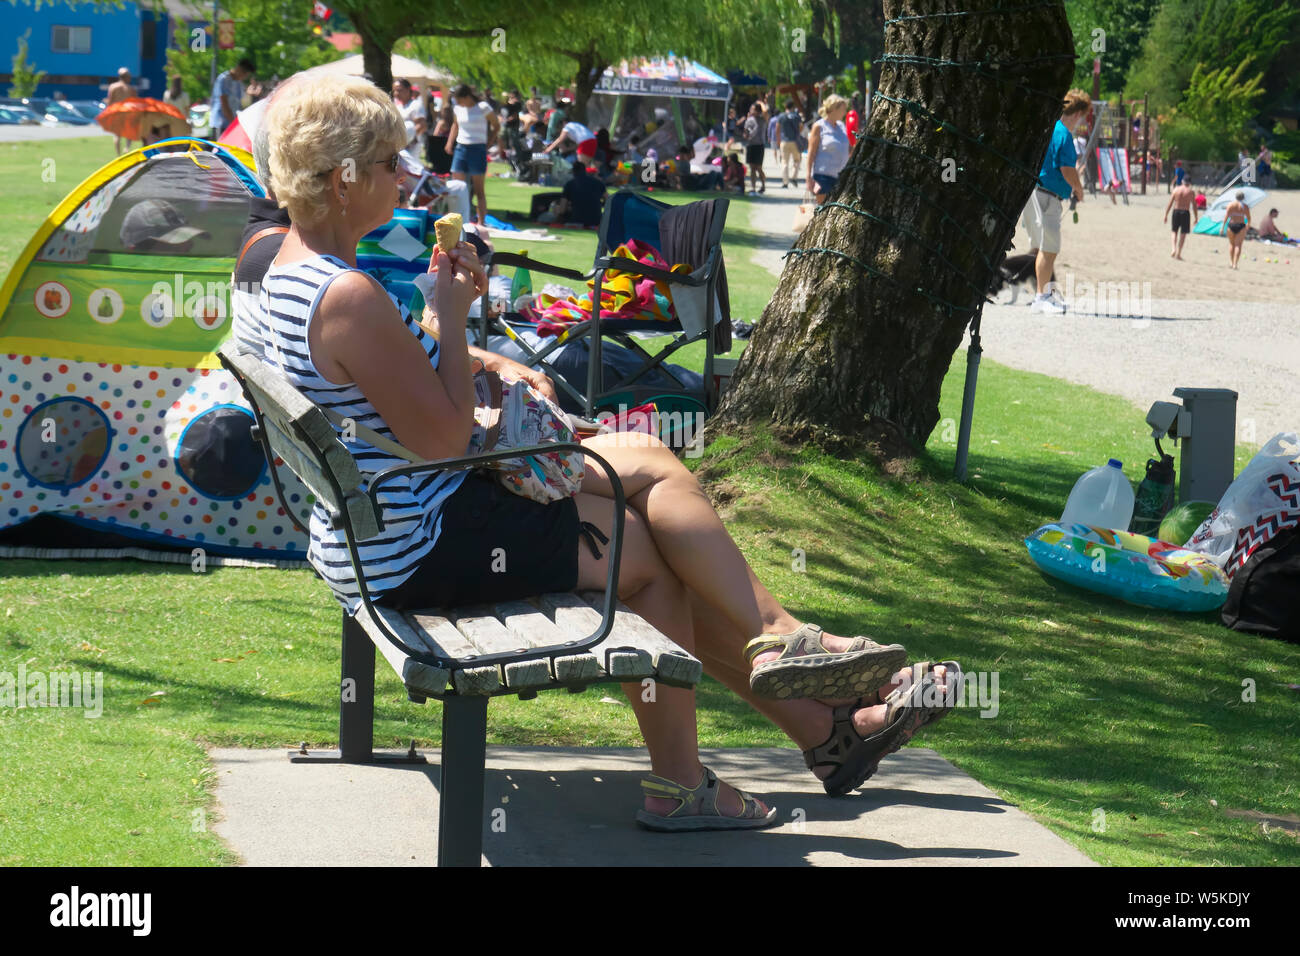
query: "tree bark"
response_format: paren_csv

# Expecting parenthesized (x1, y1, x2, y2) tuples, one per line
(564, 42, 608, 125)
(714, 0, 1074, 447)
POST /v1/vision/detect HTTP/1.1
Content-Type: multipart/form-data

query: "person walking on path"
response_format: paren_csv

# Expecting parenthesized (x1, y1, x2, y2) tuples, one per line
(1018, 88, 1089, 314)
(805, 94, 851, 204)
(776, 99, 803, 188)
(742, 102, 768, 194)
(1164, 167, 1197, 260)
(106, 68, 137, 155)
(1223, 190, 1250, 270)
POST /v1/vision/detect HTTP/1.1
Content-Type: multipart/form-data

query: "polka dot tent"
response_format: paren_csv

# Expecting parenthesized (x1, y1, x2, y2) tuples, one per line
(0, 140, 316, 558)
(0, 356, 312, 556)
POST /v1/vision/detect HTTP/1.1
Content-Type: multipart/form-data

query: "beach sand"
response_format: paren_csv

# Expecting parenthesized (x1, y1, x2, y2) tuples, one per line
(1012, 186, 1299, 305)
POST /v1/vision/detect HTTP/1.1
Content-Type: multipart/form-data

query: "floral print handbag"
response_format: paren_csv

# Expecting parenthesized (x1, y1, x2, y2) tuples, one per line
(467, 369, 585, 503)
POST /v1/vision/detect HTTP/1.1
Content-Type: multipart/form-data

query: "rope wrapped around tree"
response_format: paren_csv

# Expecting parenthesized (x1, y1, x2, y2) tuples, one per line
(713, 0, 1075, 448)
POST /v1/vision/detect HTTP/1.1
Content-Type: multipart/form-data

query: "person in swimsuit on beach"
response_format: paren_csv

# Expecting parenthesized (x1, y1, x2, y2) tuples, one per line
(1224, 190, 1250, 270)
(1163, 167, 1197, 260)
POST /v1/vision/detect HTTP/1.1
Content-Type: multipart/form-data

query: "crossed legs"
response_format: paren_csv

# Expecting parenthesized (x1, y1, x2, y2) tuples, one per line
(570, 432, 920, 817)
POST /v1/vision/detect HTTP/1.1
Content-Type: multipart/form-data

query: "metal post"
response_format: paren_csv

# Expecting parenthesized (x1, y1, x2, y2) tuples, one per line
(209, 0, 219, 94)
(438, 695, 489, 867)
(953, 318, 983, 482)
(1140, 93, 1149, 195)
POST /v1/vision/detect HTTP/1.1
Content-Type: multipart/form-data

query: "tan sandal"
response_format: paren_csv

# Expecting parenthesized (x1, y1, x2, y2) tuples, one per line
(745, 623, 907, 700)
(635, 766, 779, 832)
(805, 660, 962, 797)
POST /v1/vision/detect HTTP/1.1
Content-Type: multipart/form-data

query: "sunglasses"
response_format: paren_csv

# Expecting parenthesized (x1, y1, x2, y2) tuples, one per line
(316, 154, 401, 178)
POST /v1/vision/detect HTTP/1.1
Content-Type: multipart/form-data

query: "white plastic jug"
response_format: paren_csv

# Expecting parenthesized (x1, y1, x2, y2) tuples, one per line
(1060, 459, 1135, 530)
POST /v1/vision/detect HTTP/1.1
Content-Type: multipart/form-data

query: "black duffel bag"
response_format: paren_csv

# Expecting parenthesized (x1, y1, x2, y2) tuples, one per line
(1221, 525, 1300, 643)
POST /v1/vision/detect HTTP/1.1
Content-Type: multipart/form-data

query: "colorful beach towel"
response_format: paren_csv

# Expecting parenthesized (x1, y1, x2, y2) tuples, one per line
(521, 238, 693, 337)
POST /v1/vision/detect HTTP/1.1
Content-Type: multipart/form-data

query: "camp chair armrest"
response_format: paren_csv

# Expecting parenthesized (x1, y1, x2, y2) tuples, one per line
(485, 252, 588, 282)
(364, 443, 628, 660)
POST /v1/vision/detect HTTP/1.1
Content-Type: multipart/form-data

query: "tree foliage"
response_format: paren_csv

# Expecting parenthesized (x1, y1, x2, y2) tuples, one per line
(1165, 60, 1266, 155)
(1124, 0, 1300, 119)
(1062, 0, 1160, 95)
(405, 0, 808, 119)
(162, 0, 345, 104)
(8, 29, 46, 99)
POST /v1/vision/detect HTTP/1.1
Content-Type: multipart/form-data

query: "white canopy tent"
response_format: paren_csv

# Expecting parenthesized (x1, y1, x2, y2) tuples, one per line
(312, 53, 456, 87)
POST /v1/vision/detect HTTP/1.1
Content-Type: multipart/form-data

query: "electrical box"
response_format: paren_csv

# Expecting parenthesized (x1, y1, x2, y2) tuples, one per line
(1170, 387, 1238, 503)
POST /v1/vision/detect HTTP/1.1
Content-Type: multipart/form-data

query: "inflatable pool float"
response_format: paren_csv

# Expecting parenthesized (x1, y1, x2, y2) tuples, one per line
(1025, 523, 1228, 612)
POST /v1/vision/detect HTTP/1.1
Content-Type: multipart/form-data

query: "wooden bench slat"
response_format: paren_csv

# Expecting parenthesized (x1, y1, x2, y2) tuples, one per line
(536, 593, 663, 682)
(354, 604, 450, 697)
(449, 605, 553, 691)
(577, 591, 703, 688)
(495, 598, 603, 685)
(408, 611, 501, 695)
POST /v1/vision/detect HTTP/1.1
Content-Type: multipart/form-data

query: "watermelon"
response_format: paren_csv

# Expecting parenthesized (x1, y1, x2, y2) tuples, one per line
(1159, 500, 1217, 546)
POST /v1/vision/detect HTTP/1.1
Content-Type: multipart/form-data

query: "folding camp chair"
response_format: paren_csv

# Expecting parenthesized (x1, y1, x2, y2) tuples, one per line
(476, 188, 732, 419)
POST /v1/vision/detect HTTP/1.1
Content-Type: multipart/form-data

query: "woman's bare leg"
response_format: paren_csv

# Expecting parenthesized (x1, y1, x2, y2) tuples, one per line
(472, 172, 488, 223)
(579, 432, 862, 671)
(573, 491, 767, 818)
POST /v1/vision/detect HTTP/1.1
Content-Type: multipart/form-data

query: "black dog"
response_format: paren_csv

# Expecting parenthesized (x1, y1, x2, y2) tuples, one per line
(987, 246, 1054, 301)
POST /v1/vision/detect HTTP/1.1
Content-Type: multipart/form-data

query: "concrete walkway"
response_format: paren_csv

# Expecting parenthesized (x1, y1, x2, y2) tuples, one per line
(211, 744, 1095, 867)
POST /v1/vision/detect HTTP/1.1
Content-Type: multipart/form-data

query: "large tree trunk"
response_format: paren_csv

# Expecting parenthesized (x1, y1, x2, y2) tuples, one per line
(344, 4, 396, 94)
(714, 0, 1074, 447)
(566, 43, 608, 126)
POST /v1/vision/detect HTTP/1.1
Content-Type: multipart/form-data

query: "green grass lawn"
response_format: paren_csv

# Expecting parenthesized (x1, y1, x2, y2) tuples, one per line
(1, 138, 1297, 868)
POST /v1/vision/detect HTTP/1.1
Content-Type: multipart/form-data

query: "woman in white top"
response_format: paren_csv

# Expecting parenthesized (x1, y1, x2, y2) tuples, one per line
(445, 83, 498, 224)
(805, 94, 851, 204)
(257, 74, 953, 832)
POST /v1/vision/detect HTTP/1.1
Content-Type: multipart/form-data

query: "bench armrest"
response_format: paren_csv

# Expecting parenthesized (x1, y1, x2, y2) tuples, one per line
(361, 443, 626, 670)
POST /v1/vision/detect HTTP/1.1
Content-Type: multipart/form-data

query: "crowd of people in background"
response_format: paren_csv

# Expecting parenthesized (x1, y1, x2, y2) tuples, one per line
(104, 62, 874, 228)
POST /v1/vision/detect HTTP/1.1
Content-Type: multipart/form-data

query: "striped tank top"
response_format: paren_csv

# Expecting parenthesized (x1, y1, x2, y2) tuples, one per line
(255, 253, 466, 610)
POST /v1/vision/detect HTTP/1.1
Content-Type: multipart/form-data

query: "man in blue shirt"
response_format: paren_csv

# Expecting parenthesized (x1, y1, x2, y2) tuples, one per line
(211, 59, 254, 137)
(1020, 89, 1090, 313)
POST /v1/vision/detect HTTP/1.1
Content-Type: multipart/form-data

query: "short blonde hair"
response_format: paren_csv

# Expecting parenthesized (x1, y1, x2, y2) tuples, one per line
(265, 75, 406, 226)
(819, 94, 849, 119)
(1063, 88, 1091, 116)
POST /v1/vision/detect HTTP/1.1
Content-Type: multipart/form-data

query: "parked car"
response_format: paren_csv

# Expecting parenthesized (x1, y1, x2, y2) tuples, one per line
(0, 104, 44, 125)
(68, 99, 107, 117)
(39, 100, 95, 125)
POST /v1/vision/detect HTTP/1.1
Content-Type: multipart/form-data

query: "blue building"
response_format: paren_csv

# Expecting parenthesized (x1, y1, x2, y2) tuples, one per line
(1, 0, 209, 100)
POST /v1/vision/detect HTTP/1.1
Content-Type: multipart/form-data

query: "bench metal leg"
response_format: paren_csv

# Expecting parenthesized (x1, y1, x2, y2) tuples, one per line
(437, 694, 489, 867)
(289, 611, 426, 765)
(339, 611, 375, 761)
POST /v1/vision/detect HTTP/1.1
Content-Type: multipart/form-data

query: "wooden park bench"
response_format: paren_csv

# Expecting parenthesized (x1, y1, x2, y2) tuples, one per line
(218, 345, 702, 867)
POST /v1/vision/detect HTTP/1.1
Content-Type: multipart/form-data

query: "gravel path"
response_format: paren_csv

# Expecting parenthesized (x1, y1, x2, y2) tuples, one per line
(739, 151, 1298, 447)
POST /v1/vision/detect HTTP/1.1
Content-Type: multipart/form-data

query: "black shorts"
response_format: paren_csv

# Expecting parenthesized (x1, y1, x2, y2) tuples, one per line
(1171, 209, 1191, 234)
(378, 473, 580, 611)
(745, 144, 765, 168)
